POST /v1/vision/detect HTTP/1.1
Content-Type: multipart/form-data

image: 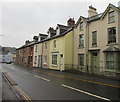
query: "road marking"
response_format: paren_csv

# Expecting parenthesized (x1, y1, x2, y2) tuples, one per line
(24, 72, 30, 75)
(10, 67, 15, 69)
(34, 75, 50, 82)
(15, 86, 32, 102)
(14, 69, 19, 71)
(33, 70, 120, 88)
(61, 84, 111, 101)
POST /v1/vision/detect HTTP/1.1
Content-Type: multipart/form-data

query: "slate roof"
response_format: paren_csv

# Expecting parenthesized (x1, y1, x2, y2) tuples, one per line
(76, 3, 120, 27)
(17, 25, 74, 50)
(103, 46, 120, 52)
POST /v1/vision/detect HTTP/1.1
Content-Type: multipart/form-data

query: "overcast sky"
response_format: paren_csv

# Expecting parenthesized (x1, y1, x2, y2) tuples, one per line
(1, 0, 120, 48)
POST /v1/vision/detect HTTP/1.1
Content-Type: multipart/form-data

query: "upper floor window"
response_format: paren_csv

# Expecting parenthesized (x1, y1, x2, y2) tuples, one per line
(53, 40, 56, 49)
(92, 31, 97, 46)
(44, 56, 47, 64)
(45, 42, 47, 49)
(108, 11, 115, 23)
(79, 34, 84, 47)
(34, 56, 37, 64)
(35, 45, 37, 52)
(108, 27, 116, 44)
(78, 54, 84, 66)
(80, 22, 83, 31)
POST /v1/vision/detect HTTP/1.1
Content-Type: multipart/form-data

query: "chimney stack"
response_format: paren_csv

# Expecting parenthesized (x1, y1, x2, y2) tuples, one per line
(25, 40, 30, 45)
(67, 18, 75, 27)
(88, 6, 98, 17)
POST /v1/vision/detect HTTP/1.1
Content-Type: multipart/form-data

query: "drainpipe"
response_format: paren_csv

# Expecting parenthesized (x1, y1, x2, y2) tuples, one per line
(86, 23, 89, 73)
(42, 42, 44, 68)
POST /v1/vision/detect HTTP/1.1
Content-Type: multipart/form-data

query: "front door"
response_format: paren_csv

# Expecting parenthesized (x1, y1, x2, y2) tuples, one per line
(60, 54, 63, 71)
(38, 55, 42, 68)
(91, 52, 99, 74)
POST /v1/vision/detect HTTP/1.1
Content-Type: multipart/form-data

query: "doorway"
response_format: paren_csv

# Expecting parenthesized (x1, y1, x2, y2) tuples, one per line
(38, 55, 42, 68)
(60, 54, 63, 71)
(91, 51, 99, 74)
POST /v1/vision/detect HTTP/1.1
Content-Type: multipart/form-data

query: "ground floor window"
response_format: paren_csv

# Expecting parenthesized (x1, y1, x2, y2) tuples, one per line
(52, 53, 58, 66)
(106, 52, 120, 70)
(78, 54, 84, 66)
(44, 56, 47, 64)
(34, 56, 37, 64)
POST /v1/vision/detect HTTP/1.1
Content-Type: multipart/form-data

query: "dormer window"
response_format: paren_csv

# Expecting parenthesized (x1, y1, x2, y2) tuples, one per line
(80, 22, 83, 31)
(35, 45, 37, 52)
(53, 40, 56, 49)
(108, 11, 115, 23)
(56, 27, 60, 35)
(45, 42, 47, 49)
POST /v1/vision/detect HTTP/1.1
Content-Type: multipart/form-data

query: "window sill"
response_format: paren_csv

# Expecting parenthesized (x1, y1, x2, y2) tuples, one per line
(78, 46, 84, 49)
(105, 69, 116, 72)
(80, 29, 84, 31)
(106, 43, 118, 46)
(51, 64, 57, 67)
(108, 21, 115, 24)
(92, 45, 98, 47)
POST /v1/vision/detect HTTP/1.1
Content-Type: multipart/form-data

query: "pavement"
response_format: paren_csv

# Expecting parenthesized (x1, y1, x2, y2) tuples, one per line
(2, 75, 21, 101)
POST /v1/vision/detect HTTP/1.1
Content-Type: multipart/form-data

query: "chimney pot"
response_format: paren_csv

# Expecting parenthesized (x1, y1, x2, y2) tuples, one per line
(67, 17, 75, 27)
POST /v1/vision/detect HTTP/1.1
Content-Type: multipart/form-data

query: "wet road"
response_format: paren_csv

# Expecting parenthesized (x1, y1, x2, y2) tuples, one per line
(1, 63, 119, 101)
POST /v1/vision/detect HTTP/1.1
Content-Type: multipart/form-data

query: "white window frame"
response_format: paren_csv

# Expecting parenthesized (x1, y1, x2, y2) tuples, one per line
(108, 11, 115, 23)
(79, 34, 84, 47)
(53, 40, 56, 49)
(44, 56, 47, 64)
(92, 31, 97, 46)
(51, 53, 58, 66)
(80, 22, 83, 31)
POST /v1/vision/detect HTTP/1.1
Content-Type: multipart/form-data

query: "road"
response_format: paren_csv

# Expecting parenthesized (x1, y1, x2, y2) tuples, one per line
(1, 63, 120, 101)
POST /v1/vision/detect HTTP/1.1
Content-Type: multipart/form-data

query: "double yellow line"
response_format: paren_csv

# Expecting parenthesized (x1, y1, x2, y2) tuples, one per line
(15, 86, 32, 102)
(2, 72, 32, 102)
(33, 69, 120, 88)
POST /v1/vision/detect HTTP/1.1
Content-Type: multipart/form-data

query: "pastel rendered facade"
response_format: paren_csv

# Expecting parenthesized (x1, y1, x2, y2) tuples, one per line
(49, 26, 74, 71)
(33, 18, 75, 71)
(73, 4, 120, 77)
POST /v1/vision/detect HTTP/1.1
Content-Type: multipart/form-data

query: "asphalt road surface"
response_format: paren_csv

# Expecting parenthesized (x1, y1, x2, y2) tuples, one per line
(1, 63, 120, 101)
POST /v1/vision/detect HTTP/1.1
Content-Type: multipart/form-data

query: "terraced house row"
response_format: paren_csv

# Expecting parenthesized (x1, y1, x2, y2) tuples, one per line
(16, 3, 120, 78)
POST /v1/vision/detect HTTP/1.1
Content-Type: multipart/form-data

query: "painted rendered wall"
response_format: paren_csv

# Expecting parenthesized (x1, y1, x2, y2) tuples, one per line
(33, 43, 43, 67)
(64, 30, 73, 70)
(49, 36, 65, 70)
(73, 18, 87, 67)
(42, 41, 50, 69)
(88, 7, 119, 72)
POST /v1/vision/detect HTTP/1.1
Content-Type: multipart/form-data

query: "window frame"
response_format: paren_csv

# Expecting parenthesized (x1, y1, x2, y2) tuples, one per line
(53, 40, 56, 49)
(80, 22, 84, 31)
(92, 31, 97, 46)
(44, 56, 47, 64)
(45, 42, 47, 49)
(105, 52, 119, 71)
(108, 27, 116, 44)
(78, 54, 84, 66)
(108, 11, 115, 23)
(51, 53, 58, 66)
(79, 34, 84, 47)
(35, 45, 37, 52)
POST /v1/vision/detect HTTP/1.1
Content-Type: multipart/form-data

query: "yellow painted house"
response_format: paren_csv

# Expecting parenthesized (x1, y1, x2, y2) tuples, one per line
(49, 24, 74, 71)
